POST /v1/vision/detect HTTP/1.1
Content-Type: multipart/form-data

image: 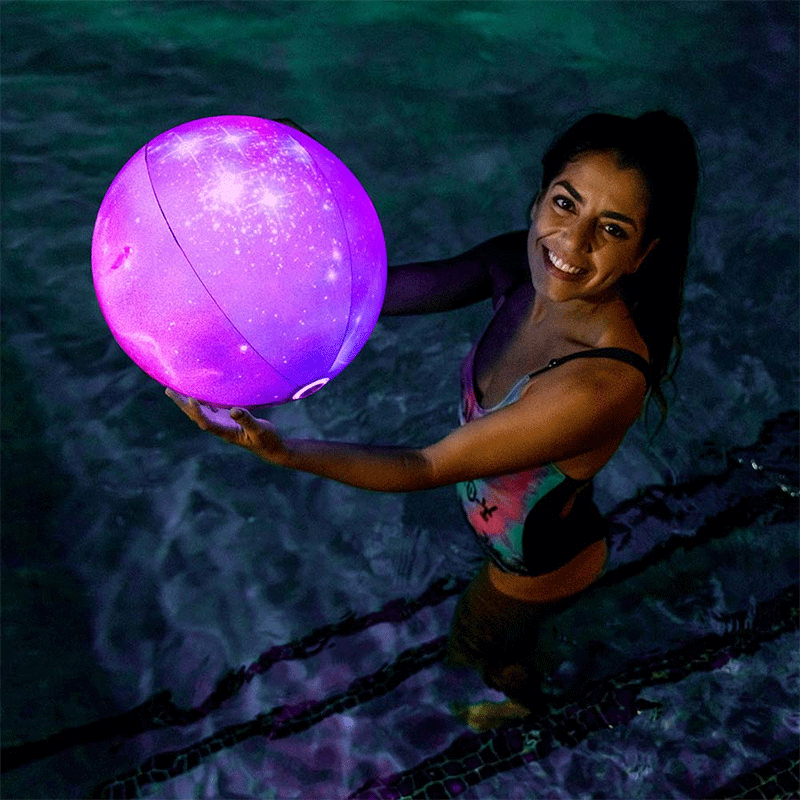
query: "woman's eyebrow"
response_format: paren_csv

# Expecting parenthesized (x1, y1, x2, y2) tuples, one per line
(554, 180, 638, 230)
(555, 180, 583, 203)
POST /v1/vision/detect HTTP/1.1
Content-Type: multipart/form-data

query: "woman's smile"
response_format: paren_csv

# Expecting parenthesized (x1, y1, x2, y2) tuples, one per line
(542, 246, 588, 280)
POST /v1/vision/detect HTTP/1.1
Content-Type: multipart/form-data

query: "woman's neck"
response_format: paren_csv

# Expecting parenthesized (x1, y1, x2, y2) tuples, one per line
(527, 285, 627, 334)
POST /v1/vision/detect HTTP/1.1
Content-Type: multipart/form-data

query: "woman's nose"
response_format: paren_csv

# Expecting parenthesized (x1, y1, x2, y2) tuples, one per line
(560, 218, 594, 254)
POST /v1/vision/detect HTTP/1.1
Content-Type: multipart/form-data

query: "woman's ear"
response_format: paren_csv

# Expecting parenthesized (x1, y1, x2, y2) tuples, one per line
(527, 192, 540, 222)
(630, 238, 660, 274)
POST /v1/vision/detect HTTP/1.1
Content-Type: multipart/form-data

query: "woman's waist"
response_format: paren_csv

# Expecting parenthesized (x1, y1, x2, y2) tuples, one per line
(487, 538, 608, 602)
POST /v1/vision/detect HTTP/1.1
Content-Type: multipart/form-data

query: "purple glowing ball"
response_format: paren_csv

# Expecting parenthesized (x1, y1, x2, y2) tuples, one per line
(92, 116, 386, 406)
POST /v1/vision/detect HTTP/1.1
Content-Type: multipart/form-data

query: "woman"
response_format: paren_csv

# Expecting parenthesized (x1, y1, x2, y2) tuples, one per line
(168, 111, 699, 729)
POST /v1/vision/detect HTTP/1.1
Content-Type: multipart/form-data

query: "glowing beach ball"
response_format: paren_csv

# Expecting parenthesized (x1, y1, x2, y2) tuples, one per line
(91, 116, 386, 406)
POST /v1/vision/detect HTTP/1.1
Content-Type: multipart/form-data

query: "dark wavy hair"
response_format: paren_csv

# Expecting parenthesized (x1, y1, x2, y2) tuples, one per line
(538, 111, 699, 428)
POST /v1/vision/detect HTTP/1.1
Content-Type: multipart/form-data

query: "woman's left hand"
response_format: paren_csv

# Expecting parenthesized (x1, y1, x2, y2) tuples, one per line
(166, 389, 288, 464)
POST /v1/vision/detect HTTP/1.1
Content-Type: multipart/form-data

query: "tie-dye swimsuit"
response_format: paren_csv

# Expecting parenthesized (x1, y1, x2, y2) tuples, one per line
(456, 302, 650, 577)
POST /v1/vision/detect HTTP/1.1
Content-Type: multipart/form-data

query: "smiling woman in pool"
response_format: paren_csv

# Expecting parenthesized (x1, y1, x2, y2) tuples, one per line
(168, 111, 699, 729)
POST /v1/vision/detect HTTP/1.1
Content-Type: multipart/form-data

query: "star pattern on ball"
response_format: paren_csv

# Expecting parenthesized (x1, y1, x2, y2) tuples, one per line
(92, 116, 386, 406)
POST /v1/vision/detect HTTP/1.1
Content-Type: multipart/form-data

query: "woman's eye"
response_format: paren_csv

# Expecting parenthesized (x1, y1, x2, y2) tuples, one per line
(604, 223, 627, 239)
(553, 195, 574, 211)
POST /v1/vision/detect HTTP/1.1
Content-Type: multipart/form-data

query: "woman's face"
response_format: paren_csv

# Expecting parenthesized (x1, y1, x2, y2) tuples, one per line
(528, 150, 657, 303)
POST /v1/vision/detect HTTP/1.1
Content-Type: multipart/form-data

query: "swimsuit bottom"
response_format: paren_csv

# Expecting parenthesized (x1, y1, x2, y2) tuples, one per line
(522, 483, 608, 576)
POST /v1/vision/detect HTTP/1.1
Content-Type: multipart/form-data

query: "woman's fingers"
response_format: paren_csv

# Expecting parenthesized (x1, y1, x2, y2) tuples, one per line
(165, 388, 201, 421)
(229, 407, 253, 425)
(166, 389, 238, 434)
(229, 408, 279, 444)
(166, 390, 284, 459)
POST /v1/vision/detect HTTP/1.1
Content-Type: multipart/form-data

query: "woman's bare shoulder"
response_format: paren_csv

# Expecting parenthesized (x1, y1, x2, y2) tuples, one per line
(595, 301, 651, 363)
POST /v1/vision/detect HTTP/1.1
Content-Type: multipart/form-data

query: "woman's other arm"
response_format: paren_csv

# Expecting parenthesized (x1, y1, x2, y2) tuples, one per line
(381, 230, 529, 315)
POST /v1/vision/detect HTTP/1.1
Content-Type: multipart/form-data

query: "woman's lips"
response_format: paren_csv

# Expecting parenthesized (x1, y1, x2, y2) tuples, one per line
(543, 246, 587, 281)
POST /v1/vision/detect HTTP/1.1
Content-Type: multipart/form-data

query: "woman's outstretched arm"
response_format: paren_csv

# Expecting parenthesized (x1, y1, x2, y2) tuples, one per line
(381, 230, 529, 315)
(166, 391, 434, 491)
(166, 353, 646, 493)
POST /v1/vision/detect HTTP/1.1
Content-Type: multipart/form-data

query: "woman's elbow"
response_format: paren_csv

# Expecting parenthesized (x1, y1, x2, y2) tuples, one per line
(397, 449, 442, 492)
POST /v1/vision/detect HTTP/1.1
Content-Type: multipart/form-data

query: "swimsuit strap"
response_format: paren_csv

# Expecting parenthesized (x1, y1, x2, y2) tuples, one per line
(528, 347, 651, 388)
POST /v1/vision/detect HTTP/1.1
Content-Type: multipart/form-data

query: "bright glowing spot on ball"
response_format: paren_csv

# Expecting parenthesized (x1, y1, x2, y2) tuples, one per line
(204, 171, 245, 207)
(171, 134, 204, 163)
(258, 190, 279, 208)
(221, 130, 246, 151)
(91, 115, 386, 407)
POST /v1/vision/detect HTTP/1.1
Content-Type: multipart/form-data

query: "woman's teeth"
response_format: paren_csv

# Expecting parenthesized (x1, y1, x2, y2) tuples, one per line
(547, 249, 584, 275)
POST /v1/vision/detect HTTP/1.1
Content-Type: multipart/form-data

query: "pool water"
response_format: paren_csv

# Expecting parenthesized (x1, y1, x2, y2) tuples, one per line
(1, 2, 798, 798)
